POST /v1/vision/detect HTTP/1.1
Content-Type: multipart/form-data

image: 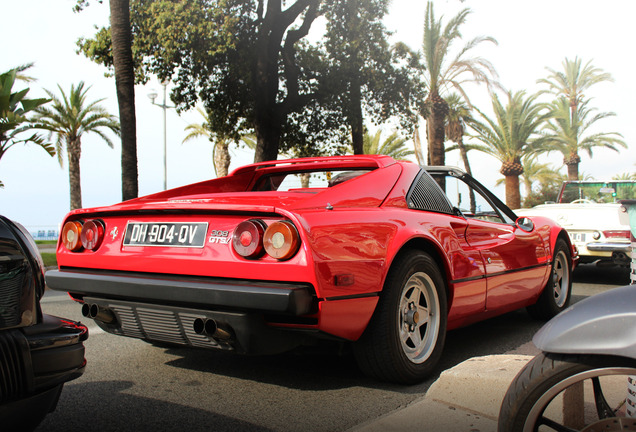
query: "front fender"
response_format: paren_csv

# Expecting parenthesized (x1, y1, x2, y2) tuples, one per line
(534, 284, 636, 358)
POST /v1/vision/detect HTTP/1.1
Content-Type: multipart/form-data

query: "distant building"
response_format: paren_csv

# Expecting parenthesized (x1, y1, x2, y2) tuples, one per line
(29, 227, 59, 241)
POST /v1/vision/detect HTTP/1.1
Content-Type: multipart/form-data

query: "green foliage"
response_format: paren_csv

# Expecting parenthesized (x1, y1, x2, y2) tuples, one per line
(537, 97, 625, 164)
(420, 1, 499, 107)
(182, 106, 237, 177)
(536, 57, 622, 180)
(419, 1, 499, 167)
(73, 0, 102, 13)
(35, 82, 120, 163)
(469, 91, 551, 208)
(76, 0, 420, 161)
(362, 130, 414, 160)
(522, 182, 562, 208)
(470, 91, 549, 164)
(34, 82, 120, 209)
(323, 0, 423, 151)
(0, 67, 54, 187)
(40, 252, 57, 268)
(538, 56, 614, 109)
(613, 172, 636, 181)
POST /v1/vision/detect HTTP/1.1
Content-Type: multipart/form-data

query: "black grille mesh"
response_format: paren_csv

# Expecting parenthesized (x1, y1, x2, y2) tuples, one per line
(407, 171, 454, 214)
(0, 268, 24, 328)
(0, 331, 27, 403)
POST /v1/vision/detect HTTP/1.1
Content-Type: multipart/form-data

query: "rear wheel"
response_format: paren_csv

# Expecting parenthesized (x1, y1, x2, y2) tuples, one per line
(528, 238, 572, 320)
(354, 250, 447, 384)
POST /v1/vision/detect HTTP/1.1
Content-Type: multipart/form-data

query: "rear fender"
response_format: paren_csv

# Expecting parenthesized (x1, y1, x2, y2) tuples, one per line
(533, 284, 636, 358)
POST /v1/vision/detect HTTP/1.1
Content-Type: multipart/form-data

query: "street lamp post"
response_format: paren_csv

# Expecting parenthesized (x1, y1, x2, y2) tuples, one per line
(147, 82, 173, 190)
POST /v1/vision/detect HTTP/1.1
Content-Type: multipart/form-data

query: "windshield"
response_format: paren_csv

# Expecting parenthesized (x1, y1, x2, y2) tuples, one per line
(559, 181, 636, 203)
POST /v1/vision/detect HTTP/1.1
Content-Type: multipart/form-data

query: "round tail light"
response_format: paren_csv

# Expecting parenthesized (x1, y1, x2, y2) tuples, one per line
(81, 219, 105, 250)
(264, 221, 300, 260)
(232, 219, 266, 258)
(61, 221, 83, 251)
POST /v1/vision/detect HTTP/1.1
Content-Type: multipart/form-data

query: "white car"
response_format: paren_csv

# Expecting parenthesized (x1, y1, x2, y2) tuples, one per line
(516, 180, 635, 267)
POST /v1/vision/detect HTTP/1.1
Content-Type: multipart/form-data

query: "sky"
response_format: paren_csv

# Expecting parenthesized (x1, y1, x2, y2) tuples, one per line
(1, 0, 635, 232)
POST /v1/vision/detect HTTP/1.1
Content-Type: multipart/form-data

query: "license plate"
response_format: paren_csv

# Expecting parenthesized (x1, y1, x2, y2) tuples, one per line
(123, 222, 208, 247)
(568, 232, 586, 243)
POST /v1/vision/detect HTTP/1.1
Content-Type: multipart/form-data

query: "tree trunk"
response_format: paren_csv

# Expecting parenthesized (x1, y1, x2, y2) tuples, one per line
(253, 119, 281, 162)
(504, 174, 521, 209)
(457, 137, 476, 213)
(253, 1, 283, 163)
(251, 0, 319, 162)
(299, 172, 310, 187)
(110, 0, 138, 201)
(67, 138, 83, 210)
(413, 123, 424, 166)
(425, 91, 448, 166)
(566, 162, 579, 181)
(350, 81, 364, 155)
(214, 138, 231, 178)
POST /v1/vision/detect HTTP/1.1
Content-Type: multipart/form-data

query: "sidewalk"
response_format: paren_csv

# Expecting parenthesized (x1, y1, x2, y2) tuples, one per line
(349, 354, 534, 432)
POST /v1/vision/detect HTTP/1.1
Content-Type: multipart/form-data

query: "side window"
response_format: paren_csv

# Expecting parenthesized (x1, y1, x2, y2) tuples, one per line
(443, 176, 505, 224)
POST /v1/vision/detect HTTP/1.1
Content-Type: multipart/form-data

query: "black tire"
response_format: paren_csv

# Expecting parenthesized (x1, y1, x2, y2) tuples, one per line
(498, 353, 636, 432)
(527, 238, 572, 320)
(353, 250, 447, 384)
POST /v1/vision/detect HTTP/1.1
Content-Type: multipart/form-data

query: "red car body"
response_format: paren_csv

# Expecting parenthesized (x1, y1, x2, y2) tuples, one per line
(46, 155, 576, 383)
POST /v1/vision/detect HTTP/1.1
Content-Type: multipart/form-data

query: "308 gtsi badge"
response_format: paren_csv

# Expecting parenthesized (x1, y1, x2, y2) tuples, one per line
(45, 155, 576, 384)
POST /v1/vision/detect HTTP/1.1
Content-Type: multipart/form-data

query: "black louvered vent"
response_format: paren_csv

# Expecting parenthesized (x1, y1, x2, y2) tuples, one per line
(407, 171, 454, 214)
(0, 267, 25, 328)
(0, 331, 27, 403)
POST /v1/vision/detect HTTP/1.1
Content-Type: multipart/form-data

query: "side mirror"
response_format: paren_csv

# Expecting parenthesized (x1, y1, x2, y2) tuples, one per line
(517, 217, 534, 232)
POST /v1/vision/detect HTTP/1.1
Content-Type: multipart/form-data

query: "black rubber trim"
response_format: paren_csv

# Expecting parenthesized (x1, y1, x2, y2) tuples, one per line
(45, 269, 314, 316)
(323, 292, 379, 301)
(450, 262, 550, 284)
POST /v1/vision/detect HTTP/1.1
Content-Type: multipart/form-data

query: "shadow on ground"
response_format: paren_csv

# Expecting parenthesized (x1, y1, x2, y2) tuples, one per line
(573, 263, 631, 286)
(37, 380, 274, 432)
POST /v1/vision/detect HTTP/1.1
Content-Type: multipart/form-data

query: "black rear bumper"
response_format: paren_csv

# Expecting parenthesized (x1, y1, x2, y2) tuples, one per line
(0, 314, 87, 426)
(45, 269, 315, 315)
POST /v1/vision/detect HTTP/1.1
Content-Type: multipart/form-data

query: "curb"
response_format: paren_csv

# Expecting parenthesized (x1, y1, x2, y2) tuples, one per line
(349, 354, 533, 432)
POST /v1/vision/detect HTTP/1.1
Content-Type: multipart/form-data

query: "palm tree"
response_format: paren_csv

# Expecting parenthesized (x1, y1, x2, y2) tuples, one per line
(538, 56, 613, 120)
(519, 155, 563, 199)
(444, 93, 474, 174)
(34, 82, 120, 210)
(538, 97, 625, 180)
(420, 1, 499, 167)
(363, 130, 414, 159)
(495, 155, 564, 205)
(0, 67, 54, 188)
(444, 93, 476, 211)
(412, 123, 425, 166)
(613, 172, 636, 181)
(469, 91, 550, 209)
(183, 107, 232, 177)
(10, 63, 37, 83)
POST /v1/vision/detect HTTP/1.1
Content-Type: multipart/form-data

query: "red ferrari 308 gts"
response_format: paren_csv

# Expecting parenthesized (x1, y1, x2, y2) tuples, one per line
(46, 155, 576, 384)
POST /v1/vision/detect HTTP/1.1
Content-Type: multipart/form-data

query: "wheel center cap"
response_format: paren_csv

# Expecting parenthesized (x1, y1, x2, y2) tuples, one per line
(406, 310, 420, 326)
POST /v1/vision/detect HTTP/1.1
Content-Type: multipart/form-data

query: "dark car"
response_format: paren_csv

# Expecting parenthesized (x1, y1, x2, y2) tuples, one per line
(0, 216, 88, 431)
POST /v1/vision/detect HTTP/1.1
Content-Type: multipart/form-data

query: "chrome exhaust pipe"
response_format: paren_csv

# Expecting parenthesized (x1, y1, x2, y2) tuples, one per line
(193, 317, 206, 335)
(192, 318, 233, 341)
(205, 318, 232, 341)
(81, 303, 91, 318)
(82, 303, 116, 324)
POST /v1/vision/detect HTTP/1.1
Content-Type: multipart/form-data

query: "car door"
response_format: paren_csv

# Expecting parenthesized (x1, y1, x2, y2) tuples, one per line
(441, 174, 549, 311)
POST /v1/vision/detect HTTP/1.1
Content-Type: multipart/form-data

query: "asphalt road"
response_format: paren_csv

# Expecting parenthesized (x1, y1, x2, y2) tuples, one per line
(36, 264, 630, 432)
